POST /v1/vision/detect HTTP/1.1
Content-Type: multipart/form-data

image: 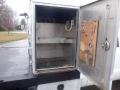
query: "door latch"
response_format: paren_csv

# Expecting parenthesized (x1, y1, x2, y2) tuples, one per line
(102, 40, 110, 51)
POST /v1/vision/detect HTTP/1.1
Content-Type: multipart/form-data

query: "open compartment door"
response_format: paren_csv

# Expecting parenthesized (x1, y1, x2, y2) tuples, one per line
(79, 0, 119, 90)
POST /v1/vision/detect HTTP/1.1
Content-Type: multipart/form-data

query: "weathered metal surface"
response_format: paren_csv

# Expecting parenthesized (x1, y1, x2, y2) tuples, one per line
(80, 20, 99, 67)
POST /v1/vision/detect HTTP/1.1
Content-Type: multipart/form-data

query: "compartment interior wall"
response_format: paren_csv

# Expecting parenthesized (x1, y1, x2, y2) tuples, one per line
(35, 5, 77, 23)
(36, 23, 77, 39)
(36, 44, 76, 69)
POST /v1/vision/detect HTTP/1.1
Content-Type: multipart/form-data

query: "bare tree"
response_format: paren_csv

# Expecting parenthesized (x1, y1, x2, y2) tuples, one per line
(0, 0, 5, 11)
(0, 0, 17, 34)
(0, 0, 8, 31)
(0, 0, 6, 18)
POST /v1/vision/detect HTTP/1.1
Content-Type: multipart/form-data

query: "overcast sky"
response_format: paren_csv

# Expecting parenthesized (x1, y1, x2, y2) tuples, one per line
(6, 0, 30, 14)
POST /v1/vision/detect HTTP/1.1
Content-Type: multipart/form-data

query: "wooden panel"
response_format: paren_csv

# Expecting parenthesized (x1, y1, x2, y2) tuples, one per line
(80, 20, 99, 67)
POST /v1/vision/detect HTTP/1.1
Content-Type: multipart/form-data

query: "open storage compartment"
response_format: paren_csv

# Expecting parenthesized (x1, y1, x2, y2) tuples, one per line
(34, 5, 78, 73)
(30, 0, 119, 89)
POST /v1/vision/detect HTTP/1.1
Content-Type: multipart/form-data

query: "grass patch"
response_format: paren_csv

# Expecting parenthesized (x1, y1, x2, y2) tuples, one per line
(0, 31, 28, 43)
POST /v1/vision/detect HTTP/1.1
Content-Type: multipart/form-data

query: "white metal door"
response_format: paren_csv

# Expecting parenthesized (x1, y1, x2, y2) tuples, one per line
(78, 0, 120, 90)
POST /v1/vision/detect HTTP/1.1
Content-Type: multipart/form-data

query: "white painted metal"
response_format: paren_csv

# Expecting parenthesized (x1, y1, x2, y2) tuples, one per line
(29, 0, 120, 90)
(30, 1, 79, 74)
(37, 79, 80, 90)
(78, 0, 120, 90)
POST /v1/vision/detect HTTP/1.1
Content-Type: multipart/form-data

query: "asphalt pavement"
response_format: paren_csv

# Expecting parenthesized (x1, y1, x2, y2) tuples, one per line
(0, 39, 29, 79)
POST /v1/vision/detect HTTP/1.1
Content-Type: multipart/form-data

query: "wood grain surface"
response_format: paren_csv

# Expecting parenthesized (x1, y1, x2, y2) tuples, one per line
(80, 20, 99, 67)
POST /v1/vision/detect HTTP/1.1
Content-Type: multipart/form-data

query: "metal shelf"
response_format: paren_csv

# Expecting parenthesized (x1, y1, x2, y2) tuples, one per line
(36, 38, 74, 44)
(36, 57, 74, 69)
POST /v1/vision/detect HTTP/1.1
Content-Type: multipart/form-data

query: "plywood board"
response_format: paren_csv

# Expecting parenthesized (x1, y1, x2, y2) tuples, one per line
(80, 20, 99, 67)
